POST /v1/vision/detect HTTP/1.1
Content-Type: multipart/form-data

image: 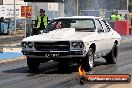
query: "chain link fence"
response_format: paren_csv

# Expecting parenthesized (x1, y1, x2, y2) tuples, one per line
(64, 0, 128, 29)
(64, 0, 127, 19)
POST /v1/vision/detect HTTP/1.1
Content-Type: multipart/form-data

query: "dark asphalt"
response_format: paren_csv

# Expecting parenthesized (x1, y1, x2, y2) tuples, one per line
(0, 42, 132, 88)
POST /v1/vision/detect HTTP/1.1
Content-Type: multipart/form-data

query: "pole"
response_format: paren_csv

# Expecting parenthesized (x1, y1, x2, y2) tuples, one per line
(53, 3, 56, 18)
(25, 2, 27, 37)
(14, 0, 16, 34)
(127, 0, 129, 19)
(77, 0, 78, 16)
(63, 3, 64, 17)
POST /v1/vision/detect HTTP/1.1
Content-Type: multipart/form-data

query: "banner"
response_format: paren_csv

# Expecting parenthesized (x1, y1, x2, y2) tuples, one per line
(0, 5, 21, 18)
(21, 6, 32, 18)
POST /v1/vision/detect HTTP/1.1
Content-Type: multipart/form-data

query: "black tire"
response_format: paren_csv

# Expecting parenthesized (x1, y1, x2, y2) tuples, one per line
(105, 43, 118, 64)
(27, 57, 40, 72)
(82, 48, 94, 71)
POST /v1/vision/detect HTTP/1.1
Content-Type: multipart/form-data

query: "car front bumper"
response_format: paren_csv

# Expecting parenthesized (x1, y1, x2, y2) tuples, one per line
(21, 50, 86, 58)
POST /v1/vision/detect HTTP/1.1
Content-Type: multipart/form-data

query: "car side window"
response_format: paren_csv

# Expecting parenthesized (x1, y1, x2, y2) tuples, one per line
(95, 19, 104, 32)
(100, 20, 109, 32)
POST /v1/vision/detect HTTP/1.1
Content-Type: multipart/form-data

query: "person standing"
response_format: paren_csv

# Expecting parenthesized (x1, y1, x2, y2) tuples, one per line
(34, 9, 48, 35)
(111, 12, 116, 21)
(116, 14, 121, 20)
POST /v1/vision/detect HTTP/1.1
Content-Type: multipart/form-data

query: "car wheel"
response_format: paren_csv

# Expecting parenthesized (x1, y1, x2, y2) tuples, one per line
(105, 43, 118, 64)
(82, 48, 94, 71)
(27, 57, 40, 72)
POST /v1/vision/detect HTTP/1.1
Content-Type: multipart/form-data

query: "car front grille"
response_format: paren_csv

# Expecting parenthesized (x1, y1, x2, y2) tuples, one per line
(34, 41, 70, 51)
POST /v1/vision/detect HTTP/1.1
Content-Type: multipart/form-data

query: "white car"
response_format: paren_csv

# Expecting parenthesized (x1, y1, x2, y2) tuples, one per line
(21, 16, 121, 71)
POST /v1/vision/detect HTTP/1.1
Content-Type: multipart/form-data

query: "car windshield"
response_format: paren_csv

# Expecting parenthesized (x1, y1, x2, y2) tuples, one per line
(43, 19, 95, 33)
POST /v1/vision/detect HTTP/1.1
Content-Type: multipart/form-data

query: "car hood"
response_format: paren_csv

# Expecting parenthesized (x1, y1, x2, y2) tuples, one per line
(22, 28, 94, 42)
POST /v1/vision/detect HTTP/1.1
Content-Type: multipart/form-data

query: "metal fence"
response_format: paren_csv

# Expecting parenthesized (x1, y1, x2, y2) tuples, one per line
(64, 0, 128, 18)
(79, 10, 127, 20)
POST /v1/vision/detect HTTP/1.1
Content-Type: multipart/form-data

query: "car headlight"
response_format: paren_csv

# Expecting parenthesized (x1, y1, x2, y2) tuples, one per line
(21, 42, 27, 48)
(28, 42, 33, 48)
(71, 42, 84, 48)
(21, 42, 33, 48)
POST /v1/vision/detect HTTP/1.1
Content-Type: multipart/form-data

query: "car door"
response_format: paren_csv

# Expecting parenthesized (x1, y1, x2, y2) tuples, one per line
(94, 19, 107, 55)
(99, 20, 114, 53)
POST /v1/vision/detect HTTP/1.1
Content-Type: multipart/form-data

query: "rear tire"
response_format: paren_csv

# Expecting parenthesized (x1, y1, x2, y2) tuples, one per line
(105, 43, 118, 64)
(82, 48, 94, 71)
(27, 57, 40, 72)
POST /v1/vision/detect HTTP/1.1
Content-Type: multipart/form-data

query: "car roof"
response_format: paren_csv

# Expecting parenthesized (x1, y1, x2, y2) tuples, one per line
(54, 16, 102, 20)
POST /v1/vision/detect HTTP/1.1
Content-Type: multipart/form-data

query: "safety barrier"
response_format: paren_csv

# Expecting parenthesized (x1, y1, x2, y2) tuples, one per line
(114, 20, 129, 35)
